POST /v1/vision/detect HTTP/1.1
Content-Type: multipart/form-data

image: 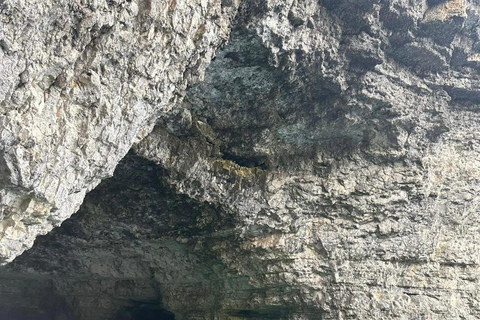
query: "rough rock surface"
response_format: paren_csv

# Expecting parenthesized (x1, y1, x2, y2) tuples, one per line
(0, 154, 254, 320)
(1, 0, 480, 319)
(0, 0, 238, 263)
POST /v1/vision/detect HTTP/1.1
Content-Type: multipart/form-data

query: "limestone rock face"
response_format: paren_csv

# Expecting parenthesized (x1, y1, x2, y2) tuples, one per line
(0, 0, 238, 263)
(1, 0, 480, 319)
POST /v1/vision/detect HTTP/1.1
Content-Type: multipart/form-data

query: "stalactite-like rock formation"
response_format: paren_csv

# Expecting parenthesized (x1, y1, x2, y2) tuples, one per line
(1, 0, 480, 319)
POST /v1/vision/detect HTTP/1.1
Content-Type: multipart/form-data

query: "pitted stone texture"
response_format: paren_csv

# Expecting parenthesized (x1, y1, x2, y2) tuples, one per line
(0, 0, 239, 263)
(135, 116, 480, 319)
(0, 0, 480, 319)
(134, 0, 480, 318)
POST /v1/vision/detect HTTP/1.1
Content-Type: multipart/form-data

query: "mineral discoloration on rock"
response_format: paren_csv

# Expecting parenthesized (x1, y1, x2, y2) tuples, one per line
(1, 0, 480, 319)
(135, 0, 480, 317)
(424, 0, 467, 22)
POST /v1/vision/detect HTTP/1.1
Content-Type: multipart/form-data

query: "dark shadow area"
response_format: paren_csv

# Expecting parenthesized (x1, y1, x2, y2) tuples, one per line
(427, 0, 447, 6)
(0, 153, 245, 320)
(0, 304, 73, 320)
(228, 307, 290, 319)
(0, 279, 74, 320)
(221, 149, 269, 170)
(0, 309, 53, 320)
(113, 301, 175, 320)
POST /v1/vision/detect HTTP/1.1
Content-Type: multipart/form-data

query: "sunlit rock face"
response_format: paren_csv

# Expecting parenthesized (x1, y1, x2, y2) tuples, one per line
(1, 0, 480, 319)
(0, 0, 239, 263)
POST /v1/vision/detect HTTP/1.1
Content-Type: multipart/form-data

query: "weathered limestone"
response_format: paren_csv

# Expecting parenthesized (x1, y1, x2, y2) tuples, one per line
(0, 0, 239, 263)
(1, 0, 480, 319)
(424, 0, 467, 22)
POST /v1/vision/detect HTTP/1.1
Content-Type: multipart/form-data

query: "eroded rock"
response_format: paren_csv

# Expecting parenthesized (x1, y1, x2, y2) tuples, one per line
(0, 0, 239, 263)
(1, 0, 480, 319)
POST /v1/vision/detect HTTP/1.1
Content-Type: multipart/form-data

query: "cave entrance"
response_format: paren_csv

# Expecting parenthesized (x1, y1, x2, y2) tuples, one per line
(0, 153, 237, 320)
(113, 302, 175, 320)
